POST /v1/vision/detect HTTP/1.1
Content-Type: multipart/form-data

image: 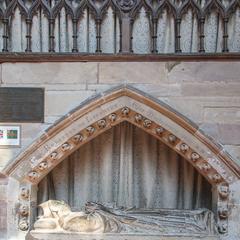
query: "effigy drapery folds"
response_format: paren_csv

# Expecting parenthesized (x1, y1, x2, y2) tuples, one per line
(32, 200, 217, 238)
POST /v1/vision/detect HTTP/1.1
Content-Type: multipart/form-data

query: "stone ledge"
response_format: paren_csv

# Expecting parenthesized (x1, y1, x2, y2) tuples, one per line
(28, 232, 219, 240)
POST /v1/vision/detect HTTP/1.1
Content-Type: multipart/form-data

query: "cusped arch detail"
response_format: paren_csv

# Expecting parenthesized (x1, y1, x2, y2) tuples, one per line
(2, 85, 240, 186)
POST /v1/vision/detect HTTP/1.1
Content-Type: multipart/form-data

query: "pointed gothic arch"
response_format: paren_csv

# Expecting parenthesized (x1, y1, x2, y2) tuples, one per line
(3, 85, 239, 184)
(1, 85, 239, 236)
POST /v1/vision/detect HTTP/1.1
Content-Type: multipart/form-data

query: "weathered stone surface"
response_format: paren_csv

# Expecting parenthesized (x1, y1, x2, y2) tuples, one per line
(0, 186, 7, 201)
(0, 83, 87, 91)
(131, 84, 181, 97)
(99, 63, 167, 83)
(88, 84, 181, 97)
(224, 145, 240, 165)
(0, 199, 7, 240)
(204, 107, 240, 124)
(182, 83, 240, 97)
(45, 90, 95, 116)
(87, 84, 119, 93)
(2, 63, 98, 84)
(161, 97, 204, 124)
(0, 149, 21, 170)
(0, 229, 7, 240)
(167, 62, 240, 82)
(200, 123, 240, 145)
(0, 174, 8, 184)
(0, 200, 7, 217)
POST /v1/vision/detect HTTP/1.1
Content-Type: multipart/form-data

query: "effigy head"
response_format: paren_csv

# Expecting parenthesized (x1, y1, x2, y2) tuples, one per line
(39, 200, 71, 218)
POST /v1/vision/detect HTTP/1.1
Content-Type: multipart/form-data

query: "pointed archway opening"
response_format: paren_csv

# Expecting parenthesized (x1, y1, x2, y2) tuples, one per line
(2, 85, 240, 239)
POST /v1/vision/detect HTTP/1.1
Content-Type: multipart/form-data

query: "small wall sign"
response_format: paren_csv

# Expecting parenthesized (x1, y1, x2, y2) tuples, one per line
(0, 126, 21, 147)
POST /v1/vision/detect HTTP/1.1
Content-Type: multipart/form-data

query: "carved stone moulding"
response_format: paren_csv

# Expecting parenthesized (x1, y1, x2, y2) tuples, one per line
(18, 184, 31, 232)
(25, 107, 230, 188)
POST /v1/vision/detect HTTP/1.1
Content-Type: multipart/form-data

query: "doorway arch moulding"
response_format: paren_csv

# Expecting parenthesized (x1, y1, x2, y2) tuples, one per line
(1, 85, 240, 237)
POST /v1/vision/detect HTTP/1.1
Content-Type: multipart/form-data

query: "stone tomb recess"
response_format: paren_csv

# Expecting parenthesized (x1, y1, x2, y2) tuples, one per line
(2, 86, 240, 240)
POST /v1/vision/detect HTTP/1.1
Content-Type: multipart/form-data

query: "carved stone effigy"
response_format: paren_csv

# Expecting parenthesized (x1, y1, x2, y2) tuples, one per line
(33, 200, 217, 236)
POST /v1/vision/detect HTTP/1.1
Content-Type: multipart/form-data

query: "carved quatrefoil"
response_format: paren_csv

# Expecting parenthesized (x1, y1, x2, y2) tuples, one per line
(168, 134, 176, 143)
(109, 113, 117, 122)
(191, 152, 200, 162)
(180, 143, 189, 153)
(98, 119, 107, 129)
(155, 127, 164, 135)
(61, 143, 71, 151)
(28, 171, 39, 181)
(143, 119, 152, 128)
(86, 126, 95, 135)
(19, 205, 29, 216)
(38, 161, 48, 171)
(121, 107, 130, 116)
(20, 187, 29, 199)
(200, 163, 211, 172)
(18, 218, 29, 231)
(50, 152, 58, 160)
(73, 134, 83, 143)
(135, 114, 143, 123)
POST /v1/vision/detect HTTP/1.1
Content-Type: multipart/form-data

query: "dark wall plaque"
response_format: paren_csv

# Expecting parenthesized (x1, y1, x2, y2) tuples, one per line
(0, 88, 44, 122)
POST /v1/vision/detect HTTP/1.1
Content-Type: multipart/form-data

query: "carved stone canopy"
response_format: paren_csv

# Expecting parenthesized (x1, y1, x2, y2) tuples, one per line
(2, 85, 239, 236)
